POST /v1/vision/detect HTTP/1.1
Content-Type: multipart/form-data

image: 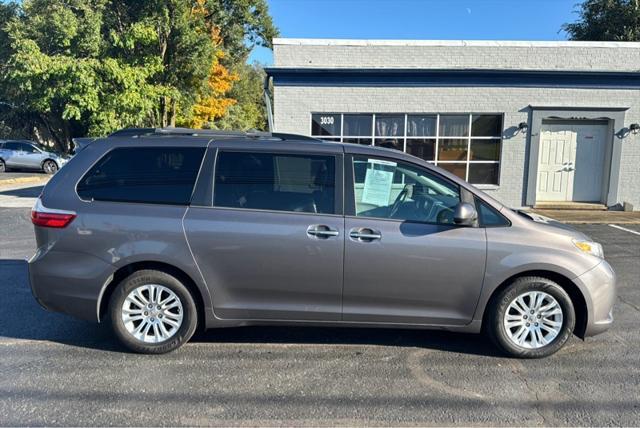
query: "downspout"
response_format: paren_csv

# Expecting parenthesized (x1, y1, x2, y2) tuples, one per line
(263, 74, 275, 132)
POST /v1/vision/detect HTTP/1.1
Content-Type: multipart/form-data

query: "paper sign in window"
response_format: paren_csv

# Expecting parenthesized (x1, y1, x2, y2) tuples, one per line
(361, 159, 396, 206)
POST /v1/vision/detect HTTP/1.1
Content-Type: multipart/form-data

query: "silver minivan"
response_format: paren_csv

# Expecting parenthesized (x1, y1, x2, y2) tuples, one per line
(28, 128, 615, 358)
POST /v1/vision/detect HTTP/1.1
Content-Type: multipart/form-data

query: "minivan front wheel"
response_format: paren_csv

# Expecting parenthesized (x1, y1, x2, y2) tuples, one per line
(109, 270, 198, 354)
(487, 277, 575, 358)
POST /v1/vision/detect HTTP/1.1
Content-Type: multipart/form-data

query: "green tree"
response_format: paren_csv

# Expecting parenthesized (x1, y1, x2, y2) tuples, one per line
(184, 0, 278, 130)
(106, 0, 215, 127)
(1, 0, 167, 151)
(212, 62, 267, 131)
(200, 0, 278, 65)
(563, 0, 640, 41)
(0, 0, 278, 150)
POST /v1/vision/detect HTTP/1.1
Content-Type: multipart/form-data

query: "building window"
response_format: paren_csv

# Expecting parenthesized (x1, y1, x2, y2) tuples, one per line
(311, 113, 503, 185)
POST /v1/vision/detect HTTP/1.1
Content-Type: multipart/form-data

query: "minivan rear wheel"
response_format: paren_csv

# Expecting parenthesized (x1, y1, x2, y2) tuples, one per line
(487, 276, 575, 358)
(109, 270, 198, 354)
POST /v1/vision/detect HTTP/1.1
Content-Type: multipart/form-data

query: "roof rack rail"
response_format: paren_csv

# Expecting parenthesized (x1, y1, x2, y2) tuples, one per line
(108, 127, 324, 142)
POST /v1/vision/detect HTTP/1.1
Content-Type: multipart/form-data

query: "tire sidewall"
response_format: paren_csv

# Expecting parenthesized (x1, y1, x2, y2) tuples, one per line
(109, 270, 198, 354)
(490, 277, 575, 358)
(0, 159, 5, 172)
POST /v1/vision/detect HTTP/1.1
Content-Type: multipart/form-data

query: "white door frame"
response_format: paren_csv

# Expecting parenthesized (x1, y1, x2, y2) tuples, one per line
(536, 120, 608, 203)
(525, 107, 628, 208)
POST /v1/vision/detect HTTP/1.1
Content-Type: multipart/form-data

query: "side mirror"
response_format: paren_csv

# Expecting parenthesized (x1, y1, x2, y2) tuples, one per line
(453, 202, 478, 226)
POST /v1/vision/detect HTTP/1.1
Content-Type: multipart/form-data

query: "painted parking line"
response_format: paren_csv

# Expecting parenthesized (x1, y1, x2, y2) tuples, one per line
(608, 224, 640, 236)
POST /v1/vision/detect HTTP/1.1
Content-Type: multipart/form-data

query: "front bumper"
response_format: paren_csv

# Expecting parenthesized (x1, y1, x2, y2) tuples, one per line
(575, 259, 616, 337)
(29, 249, 114, 322)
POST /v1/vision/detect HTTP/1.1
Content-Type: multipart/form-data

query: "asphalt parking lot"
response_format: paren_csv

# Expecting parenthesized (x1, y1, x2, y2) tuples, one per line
(1, 185, 639, 426)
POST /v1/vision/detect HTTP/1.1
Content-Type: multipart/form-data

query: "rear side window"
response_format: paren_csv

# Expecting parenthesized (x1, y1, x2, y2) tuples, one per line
(214, 151, 336, 214)
(77, 147, 205, 205)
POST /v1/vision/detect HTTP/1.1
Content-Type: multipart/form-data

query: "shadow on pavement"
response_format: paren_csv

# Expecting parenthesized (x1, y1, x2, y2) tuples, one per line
(0, 185, 44, 198)
(193, 326, 500, 357)
(0, 259, 501, 357)
(0, 259, 118, 352)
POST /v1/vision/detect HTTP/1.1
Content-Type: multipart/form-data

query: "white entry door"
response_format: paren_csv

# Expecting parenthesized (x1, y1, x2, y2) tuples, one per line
(537, 122, 607, 202)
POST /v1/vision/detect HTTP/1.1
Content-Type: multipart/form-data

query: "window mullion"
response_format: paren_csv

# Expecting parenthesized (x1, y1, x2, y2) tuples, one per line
(466, 114, 472, 182)
(403, 114, 408, 153)
(435, 114, 440, 166)
(371, 113, 375, 146)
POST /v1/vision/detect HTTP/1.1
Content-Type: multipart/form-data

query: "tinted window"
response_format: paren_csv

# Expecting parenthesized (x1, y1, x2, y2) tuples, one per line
(476, 198, 510, 227)
(353, 156, 460, 225)
(77, 147, 205, 205)
(343, 114, 373, 136)
(471, 114, 502, 137)
(20, 143, 37, 153)
(439, 115, 469, 137)
(214, 151, 336, 215)
(4, 142, 21, 151)
(311, 114, 341, 136)
(407, 115, 437, 137)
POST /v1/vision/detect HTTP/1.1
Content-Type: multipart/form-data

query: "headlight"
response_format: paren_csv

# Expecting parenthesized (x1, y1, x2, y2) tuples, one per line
(572, 239, 604, 258)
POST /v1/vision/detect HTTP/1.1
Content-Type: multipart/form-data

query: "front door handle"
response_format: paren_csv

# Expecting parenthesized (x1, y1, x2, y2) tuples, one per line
(306, 225, 339, 239)
(349, 228, 382, 242)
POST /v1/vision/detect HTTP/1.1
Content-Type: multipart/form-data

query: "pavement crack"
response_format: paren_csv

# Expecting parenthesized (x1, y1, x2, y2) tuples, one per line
(618, 296, 640, 313)
(508, 361, 553, 426)
(406, 349, 485, 400)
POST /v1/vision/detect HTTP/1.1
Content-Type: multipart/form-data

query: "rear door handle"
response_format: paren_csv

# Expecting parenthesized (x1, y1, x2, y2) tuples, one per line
(349, 228, 382, 242)
(307, 225, 339, 239)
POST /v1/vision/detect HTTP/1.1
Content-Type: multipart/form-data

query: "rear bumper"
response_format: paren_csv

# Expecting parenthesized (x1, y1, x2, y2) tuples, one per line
(29, 249, 114, 322)
(575, 259, 616, 337)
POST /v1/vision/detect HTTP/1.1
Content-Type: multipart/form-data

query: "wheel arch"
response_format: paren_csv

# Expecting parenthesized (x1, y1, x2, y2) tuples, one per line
(98, 261, 206, 331)
(482, 270, 588, 338)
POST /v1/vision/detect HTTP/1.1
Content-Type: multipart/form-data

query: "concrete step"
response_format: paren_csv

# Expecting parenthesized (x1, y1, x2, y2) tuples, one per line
(534, 202, 607, 211)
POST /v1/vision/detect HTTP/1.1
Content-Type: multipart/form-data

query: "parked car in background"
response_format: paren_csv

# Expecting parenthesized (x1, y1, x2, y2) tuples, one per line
(28, 128, 616, 358)
(0, 140, 68, 174)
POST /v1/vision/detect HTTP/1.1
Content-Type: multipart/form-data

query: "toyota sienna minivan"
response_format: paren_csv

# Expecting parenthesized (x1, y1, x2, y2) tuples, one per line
(28, 128, 616, 358)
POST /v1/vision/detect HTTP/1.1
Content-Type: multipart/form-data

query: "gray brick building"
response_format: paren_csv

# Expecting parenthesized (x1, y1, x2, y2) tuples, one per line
(266, 38, 640, 210)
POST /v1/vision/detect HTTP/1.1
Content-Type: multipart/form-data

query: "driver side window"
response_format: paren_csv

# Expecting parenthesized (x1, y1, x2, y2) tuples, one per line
(352, 156, 460, 225)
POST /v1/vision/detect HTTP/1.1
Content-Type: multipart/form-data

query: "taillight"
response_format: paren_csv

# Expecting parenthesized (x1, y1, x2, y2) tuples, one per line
(31, 198, 76, 228)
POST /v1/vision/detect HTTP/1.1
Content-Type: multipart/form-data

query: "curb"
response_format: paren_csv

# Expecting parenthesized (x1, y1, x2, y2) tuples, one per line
(0, 176, 50, 187)
(561, 220, 640, 224)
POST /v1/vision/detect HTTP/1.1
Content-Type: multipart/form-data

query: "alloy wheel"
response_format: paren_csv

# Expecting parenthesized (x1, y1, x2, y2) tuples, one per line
(43, 160, 58, 174)
(121, 284, 184, 344)
(503, 291, 563, 349)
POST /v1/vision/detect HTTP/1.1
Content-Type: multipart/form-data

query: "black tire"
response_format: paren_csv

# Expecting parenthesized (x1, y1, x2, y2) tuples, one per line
(0, 158, 6, 172)
(486, 276, 575, 358)
(42, 159, 58, 174)
(108, 269, 198, 354)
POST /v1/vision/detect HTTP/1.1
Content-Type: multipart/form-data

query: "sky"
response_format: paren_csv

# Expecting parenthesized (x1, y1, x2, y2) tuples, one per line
(249, 0, 581, 64)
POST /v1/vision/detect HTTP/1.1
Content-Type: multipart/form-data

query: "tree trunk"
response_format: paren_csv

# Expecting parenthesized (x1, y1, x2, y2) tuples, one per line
(170, 98, 176, 127)
(36, 114, 68, 153)
(161, 96, 169, 127)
